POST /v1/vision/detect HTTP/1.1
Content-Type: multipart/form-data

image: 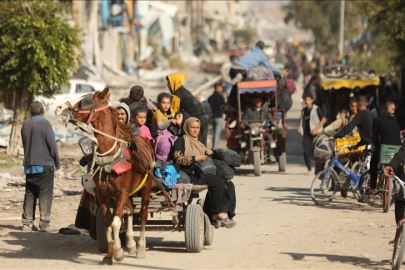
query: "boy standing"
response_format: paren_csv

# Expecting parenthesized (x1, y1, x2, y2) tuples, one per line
(370, 103, 401, 194)
(297, 94, 326, 175)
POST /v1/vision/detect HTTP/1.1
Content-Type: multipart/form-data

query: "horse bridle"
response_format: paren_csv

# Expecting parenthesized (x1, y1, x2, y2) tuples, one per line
(65, 93, 109, 125)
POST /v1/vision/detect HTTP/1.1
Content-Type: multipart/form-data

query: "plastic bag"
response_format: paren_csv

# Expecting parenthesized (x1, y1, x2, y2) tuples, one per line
(213, 159, 235, 182)
(162, 165, 180, 189)
(213, 149, 241, 167)
(194, 157, 216, 179)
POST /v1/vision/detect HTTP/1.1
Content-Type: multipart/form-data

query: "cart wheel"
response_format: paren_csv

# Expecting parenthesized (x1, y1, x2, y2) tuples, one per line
(185, 204, 204, 253)
(96, 207, 127, 253)
(203, 214, 214, 246)
(278, 152, 286, 172)
(96, 206, 108, 253)
(253, 151, 261, 176)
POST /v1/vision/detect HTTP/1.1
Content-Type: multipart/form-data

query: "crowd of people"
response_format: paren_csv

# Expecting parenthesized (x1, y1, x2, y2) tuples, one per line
(19, 71, 239, 232)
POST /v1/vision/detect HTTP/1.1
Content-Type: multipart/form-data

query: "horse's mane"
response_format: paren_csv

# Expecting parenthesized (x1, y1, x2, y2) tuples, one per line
(109, 106, 135, 143)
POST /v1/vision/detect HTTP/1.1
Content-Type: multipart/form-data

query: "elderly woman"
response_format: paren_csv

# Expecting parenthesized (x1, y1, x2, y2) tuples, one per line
(172, 117, 236, 228)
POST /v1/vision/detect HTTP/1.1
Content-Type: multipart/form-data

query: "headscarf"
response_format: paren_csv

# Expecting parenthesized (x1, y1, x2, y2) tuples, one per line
(166, 73, 185, 93)
(116, 102, 131, 124)
(183, 117, 206, 157)
(167, 73, 185, 115)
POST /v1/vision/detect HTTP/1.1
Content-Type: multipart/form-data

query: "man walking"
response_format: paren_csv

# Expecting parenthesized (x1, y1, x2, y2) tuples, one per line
(208, 83, 226, 149)
(297, 94, 326, 175)
(21, 101, 59, 232)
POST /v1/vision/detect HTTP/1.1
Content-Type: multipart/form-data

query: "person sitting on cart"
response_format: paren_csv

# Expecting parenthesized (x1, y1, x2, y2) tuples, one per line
(172, 117, 236, 229)
(226, 41, 288, 110)
(241, 95, 276, 161)
(323, 97, 359, 137)
(370, 103, 401, 195)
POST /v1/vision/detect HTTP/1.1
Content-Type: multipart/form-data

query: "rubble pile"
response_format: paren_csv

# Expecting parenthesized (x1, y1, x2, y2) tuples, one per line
(0, 156, 84, 213)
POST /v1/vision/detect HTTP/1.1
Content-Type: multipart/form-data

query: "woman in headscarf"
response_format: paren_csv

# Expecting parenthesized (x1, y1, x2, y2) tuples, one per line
(172, 117, 236, 228)
(166, 73, 209, 146)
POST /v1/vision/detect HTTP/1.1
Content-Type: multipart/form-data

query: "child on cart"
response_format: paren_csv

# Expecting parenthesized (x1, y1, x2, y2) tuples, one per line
(151, 92, 177, 138)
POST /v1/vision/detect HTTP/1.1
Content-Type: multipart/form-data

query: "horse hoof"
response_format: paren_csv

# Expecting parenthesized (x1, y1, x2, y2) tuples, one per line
(136, 250, 145, 259)
(127, 246, 137, 255)
(114, 248, 124, 262)
(101, 257, 113, 265)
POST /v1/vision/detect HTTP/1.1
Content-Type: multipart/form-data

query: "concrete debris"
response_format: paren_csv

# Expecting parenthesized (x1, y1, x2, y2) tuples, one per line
(7, 176, 25, 187)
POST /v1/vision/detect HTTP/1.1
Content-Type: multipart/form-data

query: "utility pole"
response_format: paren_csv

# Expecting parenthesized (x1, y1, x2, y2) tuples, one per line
(339, 0, 345, 58)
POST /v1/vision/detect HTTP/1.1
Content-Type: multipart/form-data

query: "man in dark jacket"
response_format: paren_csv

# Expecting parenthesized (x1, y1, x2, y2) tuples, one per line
(208, 83, 226, 149)
(21, 101, 59, 232)
(166, 72, 208, 146)
(334, 95, 376, 147)
(370, 103, 401, 193)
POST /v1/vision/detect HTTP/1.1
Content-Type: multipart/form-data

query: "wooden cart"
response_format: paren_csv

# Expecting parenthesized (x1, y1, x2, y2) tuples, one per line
(95, 184, 214, 254)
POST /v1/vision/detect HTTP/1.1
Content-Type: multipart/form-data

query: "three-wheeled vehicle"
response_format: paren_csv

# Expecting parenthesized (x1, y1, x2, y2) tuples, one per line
(321, 64, 381, 122)
(225, 80, 287, 176)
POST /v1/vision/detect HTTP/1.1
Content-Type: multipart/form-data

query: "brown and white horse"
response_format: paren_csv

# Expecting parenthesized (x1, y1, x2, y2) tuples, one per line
(56, 87, 154, 264)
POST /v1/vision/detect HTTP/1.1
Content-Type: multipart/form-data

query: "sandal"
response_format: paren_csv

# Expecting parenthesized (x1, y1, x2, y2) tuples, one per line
(58, 227, 81, 235)
(216, 218, 236, 229)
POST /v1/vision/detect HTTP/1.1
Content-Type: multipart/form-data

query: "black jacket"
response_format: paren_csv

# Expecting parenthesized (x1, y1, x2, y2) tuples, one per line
(390, 140, 405, 170)
(373, 113, 401, 148)
(334, 109, 376, 146)
(208, 91, 225, 118)
(172, 136, 198, 183)
(173, 86, 205, 117)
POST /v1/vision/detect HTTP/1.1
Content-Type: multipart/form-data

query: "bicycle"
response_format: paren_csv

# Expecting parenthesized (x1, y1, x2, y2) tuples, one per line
(388, 169, 405, 270)
(310, 145, 368, 206)
(359, 164, 396, 210)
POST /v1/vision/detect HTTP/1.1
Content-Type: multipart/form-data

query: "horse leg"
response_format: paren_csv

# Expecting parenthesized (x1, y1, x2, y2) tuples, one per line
(97, 189, 114, 265)
(125, 198, 136, 255)
(136, 182, 151, 259)
(111, 192, 127, 262)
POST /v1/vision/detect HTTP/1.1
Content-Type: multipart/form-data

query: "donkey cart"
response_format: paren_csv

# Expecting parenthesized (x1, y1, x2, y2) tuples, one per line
(95, 184, 214, 254)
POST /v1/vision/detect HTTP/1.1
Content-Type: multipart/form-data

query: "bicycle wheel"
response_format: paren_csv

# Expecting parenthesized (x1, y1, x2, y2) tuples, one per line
(383, 174, 394, 213)
(350, 161, 366, 200)
(359, 170, 383, 208)
(310, 168, 339, 206)
(392, 223, 405, 270)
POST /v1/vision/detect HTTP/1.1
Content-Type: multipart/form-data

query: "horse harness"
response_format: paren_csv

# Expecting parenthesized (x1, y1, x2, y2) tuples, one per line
(64, 95, 155, 196)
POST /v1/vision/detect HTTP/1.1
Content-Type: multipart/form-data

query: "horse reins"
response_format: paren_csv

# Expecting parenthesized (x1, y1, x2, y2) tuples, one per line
(64, 96, 161, 199)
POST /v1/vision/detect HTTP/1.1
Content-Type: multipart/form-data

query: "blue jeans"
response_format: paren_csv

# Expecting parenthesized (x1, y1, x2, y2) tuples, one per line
(211, 117, 223, 150)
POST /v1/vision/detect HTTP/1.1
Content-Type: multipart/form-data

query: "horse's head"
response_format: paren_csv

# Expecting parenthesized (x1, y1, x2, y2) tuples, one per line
(57, 87, 111, 125)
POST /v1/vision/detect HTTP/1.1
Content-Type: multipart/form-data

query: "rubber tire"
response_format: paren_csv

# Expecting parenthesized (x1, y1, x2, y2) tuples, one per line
(96, 206, 108, 253)
(203, 214, 214, 246)
(350, 161, 365, 200)
(359, 170, 383, 208)
(253, 151, 261, 176)
(310, 168, 339, 206)
(278, 152, 286, 172)
(392, 224, 405, 270)
(185, 204, 204, 253)
(383, 175, 394, 213)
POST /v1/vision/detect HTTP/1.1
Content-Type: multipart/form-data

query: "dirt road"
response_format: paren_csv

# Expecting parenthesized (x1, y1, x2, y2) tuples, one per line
(0, 83, 397, 269)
